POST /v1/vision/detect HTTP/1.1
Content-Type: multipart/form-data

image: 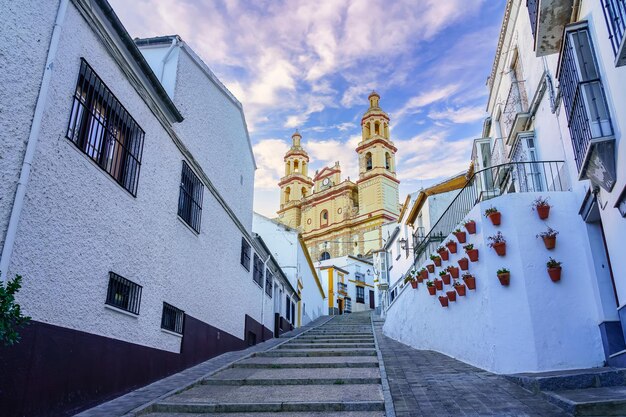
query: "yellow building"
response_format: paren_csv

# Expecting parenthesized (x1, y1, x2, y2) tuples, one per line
(277, 92, 400, 261)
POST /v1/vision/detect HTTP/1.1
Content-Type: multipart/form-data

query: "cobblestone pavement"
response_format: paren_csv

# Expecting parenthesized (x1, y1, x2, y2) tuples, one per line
(373, 320, 571, 417)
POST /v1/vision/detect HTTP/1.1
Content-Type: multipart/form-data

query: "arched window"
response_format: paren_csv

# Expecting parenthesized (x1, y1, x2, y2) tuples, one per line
(365, 152, 373, 171)
(385, 152, 391, 170)
(284, 186, 291, 202)
(374, 121, 380, 135)
(320, 210, 329, 227)
(301, 187, 307, 198)
(320, 251, 331, 261)
(294, 160, 299, 172)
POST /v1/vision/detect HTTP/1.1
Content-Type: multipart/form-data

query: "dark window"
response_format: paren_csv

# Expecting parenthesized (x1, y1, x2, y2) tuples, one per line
(252, 254, 264, 286)
(365, 152, 372, 170)
(161, 302, 184, 334)
(178, 161, 204, 232)
(320, 251, 331, 261)
(291, 302, 296, 324)
(285, 295, 290, 320)
(320, 210, 329, 227)
(265, 268, 273, 297)
(105, 272, 142, 314)
(240, 239, 251, 271)
(246, 330, 257, 346)
(66, 59, 145, 196)
(356, 286, 365, 304)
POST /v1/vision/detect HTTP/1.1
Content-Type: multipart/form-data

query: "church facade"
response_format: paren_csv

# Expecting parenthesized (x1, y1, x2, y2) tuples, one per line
(277, 92, 400, 261)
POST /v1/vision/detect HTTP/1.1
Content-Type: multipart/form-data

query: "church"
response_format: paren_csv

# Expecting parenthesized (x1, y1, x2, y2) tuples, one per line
(277, 92, 400, 261)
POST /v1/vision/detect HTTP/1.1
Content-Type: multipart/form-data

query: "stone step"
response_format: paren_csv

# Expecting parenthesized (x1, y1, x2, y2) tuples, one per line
(543, 386, 626, 416)
(295, 336, 375, 341)
(293, 339, 375, 344)
(506, 367, 626, 393)
(255, 349, 377, 358)
(233, 356, 379, 369)
(207, 367, 380, 385)
(305, 332, 372, 336)
(143, 412, 385, 417)
(279, 343, 375, 349)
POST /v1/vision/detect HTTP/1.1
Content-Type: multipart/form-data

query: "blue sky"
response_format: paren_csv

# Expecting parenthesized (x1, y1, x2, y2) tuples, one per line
(110, 0, 505, 217)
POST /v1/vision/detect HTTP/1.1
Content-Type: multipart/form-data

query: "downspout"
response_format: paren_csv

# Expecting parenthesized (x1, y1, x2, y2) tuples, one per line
(159, 37, 178, 82)
(0, 0, 69, 282)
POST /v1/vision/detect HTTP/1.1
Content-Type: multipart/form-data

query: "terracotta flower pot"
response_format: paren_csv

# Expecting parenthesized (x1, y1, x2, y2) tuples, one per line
(427, 286, 437, 296)
(465, 221, 476, 234)
(453, 231, 467, 243)
(427, 264, 435, 273)
(434, 279, 443, 291)
(438, 296, 449, 307)
(446, 241, 458, 254)
(439, 249, 449, 261)
(446, 290, 457, 302)
(410, 280, 418, 289)
(543, 236, 556, 250)
(463, 275, 476, 290)
(433, 257, 442, 267)
(493, 242, 506, 256)
(537, 205, 550, 220)
(497, 272, 510, 286)
(458, 258, 469, 271)
(548, 267, 562, 282)
(417, 276, 424, 283)
(420, 270, 428, 280)
(441, 274, 451, 285)
(448, 266, 459, 278)
(466, 248, 479, 262)
(488, 212, 501, 225)
(454, 284, 466, 296)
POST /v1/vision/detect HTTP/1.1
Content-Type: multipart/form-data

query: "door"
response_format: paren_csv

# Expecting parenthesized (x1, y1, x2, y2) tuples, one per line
(369, 290, 375, 309)
(514, 135, 543, 192)
(338, 299, 343, 315)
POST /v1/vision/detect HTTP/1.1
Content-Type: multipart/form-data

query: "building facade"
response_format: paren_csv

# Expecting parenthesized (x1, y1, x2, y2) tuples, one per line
(276, 92, 401, 261)
(318, 256, 377, 315)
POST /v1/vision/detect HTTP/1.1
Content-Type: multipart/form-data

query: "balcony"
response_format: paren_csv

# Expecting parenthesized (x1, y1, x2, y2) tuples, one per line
(337, 282, 348, 295)
(527, 0, 574, 56)
(602, 0, 626, 66)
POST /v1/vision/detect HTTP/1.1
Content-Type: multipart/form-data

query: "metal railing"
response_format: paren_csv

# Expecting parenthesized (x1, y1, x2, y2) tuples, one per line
(603, 0, 626, 57)
(338, 282, 348, 293)
(161, 302, 184, 334)
(106, 272, 142, 315)
(527, 0, 539, 42)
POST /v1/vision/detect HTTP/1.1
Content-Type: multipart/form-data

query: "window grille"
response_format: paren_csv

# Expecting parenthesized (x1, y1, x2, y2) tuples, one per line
(178, 161, 204, 232)
(602, 0, 626, 59)
(105, 272, 142, 315)
(356, 286, 365, 304)
(285, 295, 290, 320)
(291, 302, 295, 324)
(161, 302, 184, 334)
(66, 59, 145, 196)
(252, 254, 264, 286)
(527, 0, 539, 43)
(265, 268, 273, 297)
(240, 238, 251, 271)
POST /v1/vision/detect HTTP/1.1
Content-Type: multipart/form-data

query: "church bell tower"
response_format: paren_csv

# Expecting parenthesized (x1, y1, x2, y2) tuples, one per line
(277, 131, 313, 228)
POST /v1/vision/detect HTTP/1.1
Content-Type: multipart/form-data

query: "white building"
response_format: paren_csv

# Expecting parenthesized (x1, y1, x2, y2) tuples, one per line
(0, 1, 275, 415)
(318, 255, 377, 314)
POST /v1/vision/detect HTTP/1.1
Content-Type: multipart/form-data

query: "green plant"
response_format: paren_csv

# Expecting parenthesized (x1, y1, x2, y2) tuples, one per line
(426, 280, 434, 287)
(463, 244, 474, 251)
(453, 280, 463, 287)
(464, 219, 475, 225)
(439, 270, 447, 276)
(454, 228, 462, 233)
(547, 258, 562, 268)
(484, 206, 499, 216)
(437, 246, 445, 252)
(1, 274, 31, 346)
(497, 267, 510, 274)
(430, 254, 441, 261)
(403, 275, 416, 284)
(487, 231, 506, 248)
(462, 272, 473, 279)
(537, 227, 559, 239)
(531, 196, 551, 210)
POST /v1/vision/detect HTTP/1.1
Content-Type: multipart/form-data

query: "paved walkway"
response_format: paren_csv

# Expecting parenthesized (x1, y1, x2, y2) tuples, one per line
(372, 319, 570, 417)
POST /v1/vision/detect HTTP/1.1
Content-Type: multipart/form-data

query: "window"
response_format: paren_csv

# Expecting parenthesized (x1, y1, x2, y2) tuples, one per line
(265, 268, 273, 297)
(240, 238, 251, 271)
(602, 0, 626, 64)
(291, 302, 295, 324)
(320, 251, 331, 261)
(66, 59, 145, 196)
(365, 152, 373, 170)
(385, 152, 391, 170)
(161, 302, 184, 334)
(356, 286, 365, 304)
(285, 295, 291, 320)
(320, 210, 329, 227)
(105, 272, 142, 315)
(252, 254, 264, 286)
(178, 161, 204, 232)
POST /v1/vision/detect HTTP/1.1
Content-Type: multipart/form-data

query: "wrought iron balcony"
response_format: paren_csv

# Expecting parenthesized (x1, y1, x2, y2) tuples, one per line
(602, 0, 626, 66)
(526, 0, 574, 56)
(337, 282, 348, 294)
(490, 137, 508, 167)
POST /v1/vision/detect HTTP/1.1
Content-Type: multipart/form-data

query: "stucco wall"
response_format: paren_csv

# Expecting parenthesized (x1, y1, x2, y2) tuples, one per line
(384, 192, 606, 374)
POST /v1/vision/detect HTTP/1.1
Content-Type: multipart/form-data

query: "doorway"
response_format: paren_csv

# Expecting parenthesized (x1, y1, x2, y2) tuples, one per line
(369, 290, 375, 309)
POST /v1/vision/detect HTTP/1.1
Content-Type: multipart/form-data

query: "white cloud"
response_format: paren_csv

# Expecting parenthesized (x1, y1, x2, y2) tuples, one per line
(253, 139, 290, 189)
(393, 84, 460, 121)
(428, 105, 486, 124)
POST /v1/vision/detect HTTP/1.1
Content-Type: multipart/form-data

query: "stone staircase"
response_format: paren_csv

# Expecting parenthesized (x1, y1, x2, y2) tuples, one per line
(141, 312, 386, 416)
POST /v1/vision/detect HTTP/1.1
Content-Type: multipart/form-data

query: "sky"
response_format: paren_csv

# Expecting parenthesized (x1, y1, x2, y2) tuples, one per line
(110, 0, 505, 217)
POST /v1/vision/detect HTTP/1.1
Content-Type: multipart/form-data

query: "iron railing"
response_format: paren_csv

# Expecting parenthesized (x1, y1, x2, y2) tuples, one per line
(178, 161, 204, 232)
(338, 282, 348, 293)
(252, 254, 264, 286)
(602, 0, 626, 57)
(161, 302, 184, 334)
(527, 0, 539, 43)
(105, 272, 142, 315)
(265, 269, 274, 297)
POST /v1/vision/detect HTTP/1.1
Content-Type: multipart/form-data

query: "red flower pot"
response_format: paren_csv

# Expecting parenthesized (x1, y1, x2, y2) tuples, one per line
(417, 276, 424, 283)
(448, 266, 459, 279)
(420, 270, 428, 280)
(493, 242, 506, 256)
(488, 212, 501, 225)
(537, 205, 550, 220)
(427, 264, 435, 273)
(434, 279, 443, 291)
(439, 249, 449, 261)
(453, 231, 467, 244)
(410, 280, 418, 289)
(543, 236, 556, 250)
(441, 274, 451, 285)
(446, 290, 457, 302)
(458, 258, 469, 271)
(466, 248, 479, 262)
(438, 296, 449, 307)
(454, 284, 466, 296)
(463, 275, 476, 290)
(433, 257, 442, 267)
(465, 221, 476, 234)
(497, 272, 510, 286)
(548, 267, 562, 282)
(446, 241, 457, 254)
(427, 286, 437, 295)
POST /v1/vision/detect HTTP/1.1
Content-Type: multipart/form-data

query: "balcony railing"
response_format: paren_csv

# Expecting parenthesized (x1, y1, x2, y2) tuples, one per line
(338, 282, 348, 293)
(412, 161, 568, 267)
(602, 0, 626, 66)
(527, 0, 539, 43)
(491, 137, 508, 167)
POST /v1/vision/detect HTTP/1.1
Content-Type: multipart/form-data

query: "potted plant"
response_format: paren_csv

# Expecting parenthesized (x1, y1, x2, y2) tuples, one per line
(532, 196, 551, 220)
(464, 220, 476, 234)
(404, 274, 418, 289)
(453, 228, 467, 243)
(462, 273, 476, 290)
(434, 278, 443, 291)
(464, 244, 479, 262)
(497, 267, 510, 286)
(458, 257, 469, 271)
(447, 265, 460, 279)
(547, 258, 562, 282)
(439, 270, 451, 285)
(427, 263, 435, 273)
(419, 268, 428, 281)
(488, 231, 507, 256)
(446, 289, 457, 302)
(430, 254, 442, 267)
(485, 206, 501, 225)
(446, 240, 458, 254)
(537, 227, 558, 250)
(453, 280, 466, 296)
(437, 246, 449, 261)
(438, 295, 449, 307)
(426, 280, 436, 295)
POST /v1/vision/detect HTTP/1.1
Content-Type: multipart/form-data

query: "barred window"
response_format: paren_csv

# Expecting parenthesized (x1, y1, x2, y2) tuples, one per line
(161, 302, 184, 334)
(286, 295, 290, 320)
(252, 254, 264, 286)
(241, 239, 251, 271)
(66, 59, 145, 196)
(356, 286, 365, 304)
(265, 268, 273, 297)
(178, 161, 203, 232)
(105, 272, 142, 315)
(291, 301, 295, 324)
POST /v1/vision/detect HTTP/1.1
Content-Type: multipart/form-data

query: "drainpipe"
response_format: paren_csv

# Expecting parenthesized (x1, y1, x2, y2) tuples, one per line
(0, 0, 69, 282)
(159, 37, 178, 82)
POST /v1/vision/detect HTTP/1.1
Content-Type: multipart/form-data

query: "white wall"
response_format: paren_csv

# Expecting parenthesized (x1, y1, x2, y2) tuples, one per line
(384, 192, 606, 374)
